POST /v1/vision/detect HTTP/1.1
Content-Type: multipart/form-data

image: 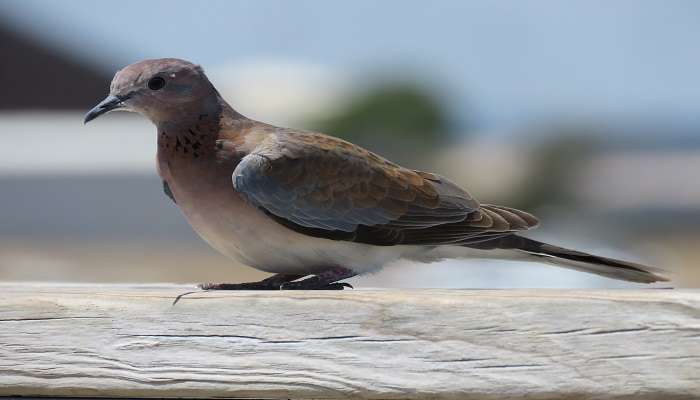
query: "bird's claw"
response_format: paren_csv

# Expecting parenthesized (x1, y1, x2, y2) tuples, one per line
(198, 282, 219, 290)
(198, 282, 278, 290)
(280, 281, 353, 290)
(173, 273, 354, 305)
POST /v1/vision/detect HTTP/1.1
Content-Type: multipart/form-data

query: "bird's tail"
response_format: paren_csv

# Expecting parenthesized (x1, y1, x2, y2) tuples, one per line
(470, 235, 668, 283)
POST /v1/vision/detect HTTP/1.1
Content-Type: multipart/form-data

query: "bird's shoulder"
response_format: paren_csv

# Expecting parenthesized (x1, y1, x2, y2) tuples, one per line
(230, 127, 489, 231)
(245, 128, 430, 183)
(242, 128, 462, 202)
(217, 120, 400, 169)
(225, 125, 538, 244)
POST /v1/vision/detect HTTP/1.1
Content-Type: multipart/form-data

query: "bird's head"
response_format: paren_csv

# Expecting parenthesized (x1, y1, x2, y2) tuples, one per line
(84, 58, 218, 124)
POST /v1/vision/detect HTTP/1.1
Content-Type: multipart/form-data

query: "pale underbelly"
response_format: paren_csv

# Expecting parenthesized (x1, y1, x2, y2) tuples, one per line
(159, 157, 505, 275)
(172, 185, 404, 275)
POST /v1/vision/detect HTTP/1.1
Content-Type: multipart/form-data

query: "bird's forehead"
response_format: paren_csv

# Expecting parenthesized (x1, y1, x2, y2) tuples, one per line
(110, 58, 200, 94)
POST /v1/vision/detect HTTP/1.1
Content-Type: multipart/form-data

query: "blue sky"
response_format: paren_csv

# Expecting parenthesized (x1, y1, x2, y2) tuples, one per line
(2, 0, 700, 128)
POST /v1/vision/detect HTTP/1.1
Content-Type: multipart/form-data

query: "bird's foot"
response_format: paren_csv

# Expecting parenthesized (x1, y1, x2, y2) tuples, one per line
(172, 273, 305, 305)
(173, 268, 357, 304)
(199, 282, 279, 290)
(199, 273, 306, 291)
(280, 267, 357, 290)
(280, 281, 353, 290)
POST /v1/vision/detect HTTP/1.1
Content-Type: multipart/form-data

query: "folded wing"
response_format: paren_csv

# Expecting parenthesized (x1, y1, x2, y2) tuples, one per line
(233, 130, 537, 246)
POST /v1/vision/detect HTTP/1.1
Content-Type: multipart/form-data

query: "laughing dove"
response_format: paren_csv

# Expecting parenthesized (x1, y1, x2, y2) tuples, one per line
(85, 58, 667, 290)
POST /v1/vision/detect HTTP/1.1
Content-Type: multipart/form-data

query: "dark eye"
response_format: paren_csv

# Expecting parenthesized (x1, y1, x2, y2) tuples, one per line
(148, 76, 166, 90)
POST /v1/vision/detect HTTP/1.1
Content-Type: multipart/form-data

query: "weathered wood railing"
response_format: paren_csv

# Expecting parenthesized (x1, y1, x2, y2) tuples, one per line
(0, 284, 698, 399)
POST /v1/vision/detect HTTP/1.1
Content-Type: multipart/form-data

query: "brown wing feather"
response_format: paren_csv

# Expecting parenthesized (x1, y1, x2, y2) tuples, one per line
(233, 130, 538, 246)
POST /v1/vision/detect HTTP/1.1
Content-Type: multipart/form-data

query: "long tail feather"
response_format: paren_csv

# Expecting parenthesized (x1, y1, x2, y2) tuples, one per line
(469, 235, 668, 283)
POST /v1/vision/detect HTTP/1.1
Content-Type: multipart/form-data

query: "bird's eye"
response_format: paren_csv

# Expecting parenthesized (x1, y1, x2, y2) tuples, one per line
(148, 76, 166, 91)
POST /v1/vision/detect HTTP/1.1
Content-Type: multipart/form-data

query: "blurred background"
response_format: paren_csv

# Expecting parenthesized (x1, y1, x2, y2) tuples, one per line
(1, 0, 698, 288)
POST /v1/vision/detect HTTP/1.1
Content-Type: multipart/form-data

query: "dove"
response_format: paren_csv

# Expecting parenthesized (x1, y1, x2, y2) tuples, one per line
(84, 58, 667, 290)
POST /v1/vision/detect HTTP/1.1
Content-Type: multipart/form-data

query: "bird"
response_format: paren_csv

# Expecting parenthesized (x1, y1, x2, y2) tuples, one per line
(84, 58, 667, 290)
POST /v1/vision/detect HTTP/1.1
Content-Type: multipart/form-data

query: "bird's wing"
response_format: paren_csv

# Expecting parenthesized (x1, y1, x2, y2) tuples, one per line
(233, 131, 537, 245)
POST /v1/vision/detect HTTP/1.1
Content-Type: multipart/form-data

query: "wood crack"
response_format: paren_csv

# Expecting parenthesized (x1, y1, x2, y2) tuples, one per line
(1, 286, 698, 399)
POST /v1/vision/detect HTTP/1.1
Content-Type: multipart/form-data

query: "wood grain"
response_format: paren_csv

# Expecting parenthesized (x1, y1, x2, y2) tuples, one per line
(0, 284, 698, 399)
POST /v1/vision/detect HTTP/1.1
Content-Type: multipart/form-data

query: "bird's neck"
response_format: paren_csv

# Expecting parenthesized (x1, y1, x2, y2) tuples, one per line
(156, 96, 246, 160)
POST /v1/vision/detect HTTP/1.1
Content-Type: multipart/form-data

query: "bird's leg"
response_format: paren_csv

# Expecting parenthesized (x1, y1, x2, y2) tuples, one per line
(173, 269, 355, 304)
(199, 273, 306, 290)
(172, 273, 308, 305)
(280, 267, 356, 290)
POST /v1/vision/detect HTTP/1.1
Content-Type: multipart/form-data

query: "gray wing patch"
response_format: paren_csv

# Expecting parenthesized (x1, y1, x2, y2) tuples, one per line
(233, 154, 368, 232)
(230, 133, 534, 246)
(232, 152, 478, 234)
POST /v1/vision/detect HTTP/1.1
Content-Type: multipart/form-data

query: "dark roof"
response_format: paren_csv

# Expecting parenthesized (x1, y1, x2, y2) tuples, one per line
(0, 23, 112, 110)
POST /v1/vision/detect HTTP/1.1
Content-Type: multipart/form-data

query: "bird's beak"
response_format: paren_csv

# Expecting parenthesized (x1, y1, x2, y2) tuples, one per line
(84, 94, 127, 124)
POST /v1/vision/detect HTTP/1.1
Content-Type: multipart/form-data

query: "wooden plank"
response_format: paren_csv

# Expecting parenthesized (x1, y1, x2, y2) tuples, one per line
(0, 284, 698, 399)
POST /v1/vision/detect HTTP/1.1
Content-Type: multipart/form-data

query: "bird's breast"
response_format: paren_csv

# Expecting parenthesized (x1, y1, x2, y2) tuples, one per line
(155, 150, 402, 274)
(157, 153, 267, 264)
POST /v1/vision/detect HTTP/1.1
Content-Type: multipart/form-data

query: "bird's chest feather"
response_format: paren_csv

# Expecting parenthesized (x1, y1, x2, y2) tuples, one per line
(155, 131, 283, 267)
(154, 127, 403, 273)
(155, 135, 392, 273)
(156, 128, 242, 227)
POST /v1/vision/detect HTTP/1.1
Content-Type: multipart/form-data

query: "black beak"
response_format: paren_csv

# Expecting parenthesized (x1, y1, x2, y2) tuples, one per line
(84, 95, 126, 124)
